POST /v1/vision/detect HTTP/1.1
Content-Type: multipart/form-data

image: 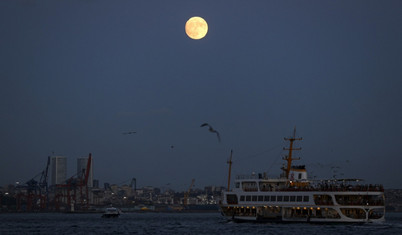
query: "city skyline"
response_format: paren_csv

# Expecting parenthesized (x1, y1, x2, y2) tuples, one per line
(1, 1, 402, 190)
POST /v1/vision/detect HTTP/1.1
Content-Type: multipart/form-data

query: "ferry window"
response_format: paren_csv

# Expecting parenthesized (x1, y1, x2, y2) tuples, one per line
(226, 194, 238, 204)
(240, 196, 245, 201)
(252, 196, 257, 201)
(236, 182, 240, 188)
(277, 196, 283, 201)
(259, 182, 270, 191)
(242, 181, 258, 192)
(298, 173, 302, 179)
(303, 196, 309, 202)
(258, 196, 264, 201)
(297, 196, 302, 202)
(290, 196, 296, 202)
(246, 195, 251, 201)
(284, 196, 289, 202)
(271, 196, 276, 201)
(264, 196, 270, 201)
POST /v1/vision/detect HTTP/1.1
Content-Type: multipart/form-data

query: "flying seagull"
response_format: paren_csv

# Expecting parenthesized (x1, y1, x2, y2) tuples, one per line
(200, 123, 221, 142)
(123, 131, 136, 135)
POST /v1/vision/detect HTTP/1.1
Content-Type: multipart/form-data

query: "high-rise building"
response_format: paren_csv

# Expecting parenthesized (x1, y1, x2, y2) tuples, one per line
(51, 156, 67, 185)
(93, 179, 99, 188)
(77, 157, 93, 187)
(104, 183, 110, 191)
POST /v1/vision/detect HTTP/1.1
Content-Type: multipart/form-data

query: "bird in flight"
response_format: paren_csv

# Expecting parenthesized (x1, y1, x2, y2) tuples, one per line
(122, 131, 136, 135)
(200, 123, 221, 142)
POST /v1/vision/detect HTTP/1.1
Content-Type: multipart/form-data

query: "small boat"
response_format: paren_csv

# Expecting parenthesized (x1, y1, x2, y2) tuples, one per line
(101, 207, 120, 218)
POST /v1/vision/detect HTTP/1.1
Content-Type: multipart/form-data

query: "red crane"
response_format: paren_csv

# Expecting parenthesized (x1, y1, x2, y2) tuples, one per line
(81, 153, 92, 210)
(54, 153, 92, 212)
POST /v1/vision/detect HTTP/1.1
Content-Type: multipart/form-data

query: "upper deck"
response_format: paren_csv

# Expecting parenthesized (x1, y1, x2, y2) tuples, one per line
(232, 174, 384, 193)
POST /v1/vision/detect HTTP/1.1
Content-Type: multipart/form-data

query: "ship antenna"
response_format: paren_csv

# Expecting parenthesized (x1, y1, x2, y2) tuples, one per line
(227, 150, 233, 191)
(282, 127, 302, 179)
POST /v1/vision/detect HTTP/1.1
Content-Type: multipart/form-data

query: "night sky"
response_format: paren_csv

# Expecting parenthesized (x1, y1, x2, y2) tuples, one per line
(1, 1, 402, 190)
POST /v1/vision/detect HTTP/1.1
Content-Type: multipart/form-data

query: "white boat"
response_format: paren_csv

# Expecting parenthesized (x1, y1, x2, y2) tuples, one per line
(219, 129, 385, 223)
(101, 207, 120, 218)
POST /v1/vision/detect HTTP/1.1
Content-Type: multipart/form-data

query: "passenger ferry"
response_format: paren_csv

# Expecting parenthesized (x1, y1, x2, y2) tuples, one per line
(101, 207, 121, 218)
(219, 129, 385, 223)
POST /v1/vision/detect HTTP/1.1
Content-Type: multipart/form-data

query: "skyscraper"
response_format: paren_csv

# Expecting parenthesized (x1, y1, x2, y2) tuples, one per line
(77, 157, 93, 187)
(51, 156, 67, 185)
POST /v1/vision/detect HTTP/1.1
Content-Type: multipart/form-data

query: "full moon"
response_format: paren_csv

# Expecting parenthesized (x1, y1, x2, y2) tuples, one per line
(185, 16, 208, 40)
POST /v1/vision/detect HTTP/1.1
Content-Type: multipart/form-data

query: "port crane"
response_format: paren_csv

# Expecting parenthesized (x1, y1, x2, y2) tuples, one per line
(183, 179, 195, 206)
(16, 156, 50, 211)
(130, 178, 137, 192)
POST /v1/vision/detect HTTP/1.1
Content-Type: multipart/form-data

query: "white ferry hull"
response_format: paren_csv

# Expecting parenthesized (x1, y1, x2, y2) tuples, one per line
(220, 190, 385, 223)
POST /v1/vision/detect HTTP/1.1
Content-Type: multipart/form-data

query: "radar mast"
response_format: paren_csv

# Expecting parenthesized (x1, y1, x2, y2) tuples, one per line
(282, 127, 302, 178)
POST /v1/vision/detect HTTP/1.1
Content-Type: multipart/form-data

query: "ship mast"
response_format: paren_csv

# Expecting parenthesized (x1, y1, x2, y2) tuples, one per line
(282, 127, 302, 178)
(227, 150, 233, 191)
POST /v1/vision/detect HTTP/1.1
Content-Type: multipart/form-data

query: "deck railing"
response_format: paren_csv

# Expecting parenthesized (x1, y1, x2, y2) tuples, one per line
(278, 184, 384, 192)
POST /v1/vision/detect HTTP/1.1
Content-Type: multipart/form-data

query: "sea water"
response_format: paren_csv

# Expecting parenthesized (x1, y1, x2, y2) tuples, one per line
(0, 212, 401, 234)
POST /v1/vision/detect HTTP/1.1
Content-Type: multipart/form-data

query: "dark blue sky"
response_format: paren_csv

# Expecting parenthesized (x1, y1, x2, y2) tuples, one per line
(1, 1, 401, 190)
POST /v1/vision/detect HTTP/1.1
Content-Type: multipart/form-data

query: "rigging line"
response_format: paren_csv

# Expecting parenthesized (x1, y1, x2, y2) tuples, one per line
(237, 142, 283, 161)
(266, 147, 286, 173)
